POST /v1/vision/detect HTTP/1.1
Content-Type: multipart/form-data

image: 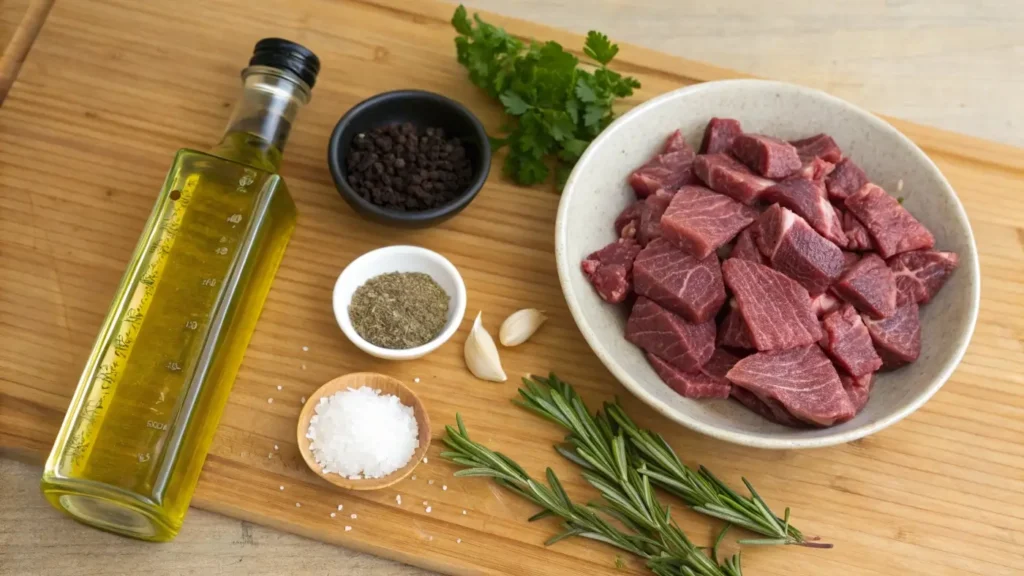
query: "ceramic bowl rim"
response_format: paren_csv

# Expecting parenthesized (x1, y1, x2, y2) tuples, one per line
(555, 79, 981, 449)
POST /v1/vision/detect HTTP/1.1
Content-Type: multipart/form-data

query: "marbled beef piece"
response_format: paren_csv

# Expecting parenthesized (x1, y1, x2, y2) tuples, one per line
(722, 259, 823, 351)
(628, 130, 697, 197)
(637, 189, 675, 246)
(647, 351, 731, 399)
(841, 371, 874, 414)
(790, 133, 844, 164)
(726, 345, 855, 426)
(700, 117, 743, 154)
(762, 178, 848, 247)
(729, 226, 767, 265)
(633, 238, 726, 323)
(863, 302, 922, 369)
(581, 239, 642, 304)
(693, 153, 776, 205)
(840, 209, 874, 251)
(754, 204, 844, 296)
(832, 253, 898, 319)
(889, 250, 959, 306)
(660, 185, 759, 260)
(625, 297, 716, 373)
(822, 304, 883, 377)
(730, 134, 802, 179)
(825, 158, 869, 202)
(844, 183, 935, 258)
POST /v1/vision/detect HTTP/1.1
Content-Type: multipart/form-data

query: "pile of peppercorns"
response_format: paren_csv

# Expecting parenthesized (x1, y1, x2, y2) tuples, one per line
(345, 122, 473, 211)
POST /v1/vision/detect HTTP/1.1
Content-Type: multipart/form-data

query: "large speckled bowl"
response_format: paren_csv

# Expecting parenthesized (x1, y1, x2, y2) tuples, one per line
(556, 80, 980, 449)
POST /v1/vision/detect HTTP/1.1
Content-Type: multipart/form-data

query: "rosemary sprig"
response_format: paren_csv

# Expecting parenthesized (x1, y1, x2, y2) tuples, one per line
(442, 415, 742, 576)
(516, 373, 829, 548)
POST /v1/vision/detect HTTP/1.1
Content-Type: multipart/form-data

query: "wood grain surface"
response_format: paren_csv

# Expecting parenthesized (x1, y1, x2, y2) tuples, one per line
(1, 1, 1023, 575)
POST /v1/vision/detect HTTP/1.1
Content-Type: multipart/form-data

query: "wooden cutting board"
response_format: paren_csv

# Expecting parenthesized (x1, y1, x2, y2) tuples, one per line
(1, 1, 1022, 574)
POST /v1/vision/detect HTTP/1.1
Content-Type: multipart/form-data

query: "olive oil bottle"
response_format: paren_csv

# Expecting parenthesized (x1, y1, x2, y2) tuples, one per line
(40, 39, 320, 541)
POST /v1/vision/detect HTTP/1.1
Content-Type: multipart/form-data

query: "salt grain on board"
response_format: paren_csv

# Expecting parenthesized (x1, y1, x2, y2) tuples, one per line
(301, 364, 307, 370)
(414, 377, 420, 383)
(422, 457, 428, 464)
(396, 495, 402, 505)
(305, 387, 419, 478)
(462, 510, 467, 515)
(277, 385, 283, 391)
(350, 514, 357, 519)
(442, 485, 447, 491)
(337, 505, 343, 511)
(425, 506, 432, 513)
(330, 512, 336, 518)
(345, 526, 352, 532)
(428, 480, 434, 485)
(302, 346, 309, 352)
(457, 538, 462, 544)
(422, 501, 428, 506)
(274, 445, 279, 451)
(301, 396, 307, 404)
(267, 398, 274, 404)
(411, 475, 417, 480)
(295, 502, 301, 507)
(279, 486, 284, 491)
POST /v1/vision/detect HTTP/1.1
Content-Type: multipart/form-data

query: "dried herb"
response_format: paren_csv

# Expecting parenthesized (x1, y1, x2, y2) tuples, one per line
(349, 272, 449, 349)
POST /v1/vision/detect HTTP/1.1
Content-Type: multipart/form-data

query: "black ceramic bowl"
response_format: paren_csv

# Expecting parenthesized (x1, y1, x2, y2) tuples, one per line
(327, 90, 491, 228)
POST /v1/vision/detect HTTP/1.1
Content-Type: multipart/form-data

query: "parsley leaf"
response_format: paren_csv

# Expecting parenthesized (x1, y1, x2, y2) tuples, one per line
(452, 5, 640, 189)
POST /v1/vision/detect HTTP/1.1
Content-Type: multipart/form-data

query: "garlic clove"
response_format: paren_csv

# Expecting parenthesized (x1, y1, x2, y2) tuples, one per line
(499, 309, 548, 347)
(464, 312, 507, 382)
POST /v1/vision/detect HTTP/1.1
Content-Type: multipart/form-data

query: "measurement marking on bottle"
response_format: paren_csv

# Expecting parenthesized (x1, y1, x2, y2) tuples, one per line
(184, 320, 199, 330)
(227, 214, 243, 224)
(166, 361, 182, 372)
(215, 246, 229, 255)
(201, 278, 217, 287)
(157, 391, 166, 404)
(146, 420, 168, 431)
(219, 236, 229, 243)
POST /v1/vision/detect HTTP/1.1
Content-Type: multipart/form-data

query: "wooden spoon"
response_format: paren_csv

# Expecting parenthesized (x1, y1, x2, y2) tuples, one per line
(296, 372, 431, 491)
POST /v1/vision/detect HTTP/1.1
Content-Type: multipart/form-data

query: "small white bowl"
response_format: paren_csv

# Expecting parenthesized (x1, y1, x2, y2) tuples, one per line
(556, 79, 980, 449)
(333, 246, 467, 360)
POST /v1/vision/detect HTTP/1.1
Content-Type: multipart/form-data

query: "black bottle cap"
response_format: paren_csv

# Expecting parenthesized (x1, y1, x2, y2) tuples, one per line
(249, 38, 320, 89)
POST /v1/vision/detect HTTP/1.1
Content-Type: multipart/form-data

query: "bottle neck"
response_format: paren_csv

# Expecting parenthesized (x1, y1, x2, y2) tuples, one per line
(211, 65, 311, 172)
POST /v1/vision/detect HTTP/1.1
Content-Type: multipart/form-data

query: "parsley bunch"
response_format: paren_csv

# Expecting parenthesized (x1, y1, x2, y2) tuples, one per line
(452, 6, 641, 188)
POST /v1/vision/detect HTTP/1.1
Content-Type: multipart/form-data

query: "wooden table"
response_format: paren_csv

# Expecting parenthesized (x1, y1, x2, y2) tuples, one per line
(2, 2, 1022, 575)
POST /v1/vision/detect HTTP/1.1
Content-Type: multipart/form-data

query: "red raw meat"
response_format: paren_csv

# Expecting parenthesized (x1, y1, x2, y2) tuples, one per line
(660, 185, 759, 259)
(826, 158, 869, 202)
(822, 304, 883, 377)
(726, 345, 855, 426)
(633, 238, 726, 323)
(811, 292, 841, 317)
(700, 118, 743, 154)
(647, 352, 731, 399)
(626, 297, 716, 373)
(844, 184, 935, 258)
(730, 387, 809, 428)
(693, 153, 775, 205)
(832, 253, 898, 319)
(790, 133, 844, 164)
(863, 302, 921, 369)
(840, 209, 874, 251)
(841, 251, 861, 273)
(729, 226, 767, 265)
(722, 259, 823, 351)
(730, 134, 802, 179)
(581, 239, 642, 304)
(762, 178, 848, 247)
(615, 201, 643, 240)
(889, 250, 959, 306)
(841, 372, 874, 413)
(637, 189, 674, 246)
(754, 204, 845, 296)
(629, 130, 697, 197)
(718, 300, 755, 349)
(791, 157, 835, 182)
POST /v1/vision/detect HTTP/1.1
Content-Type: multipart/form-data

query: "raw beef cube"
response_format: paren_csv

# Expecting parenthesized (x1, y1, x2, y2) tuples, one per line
(822, 304, 883, 377)
(889, 250, 959, 306)
(703, 347, 743, 380)
(660, 185, 759, 259)
(811, 292, 841, 317)
(840, 372, 874, 413)
(730, 387, 809, 428)
(626, 297, 716, 373)
(762, 178, 848, 246)
(790, 133, 843, 164)
(754, 205, 844, 296)
(718, 301, 755, 349)
(844, 184, 935, 258)
(726, 345, 855, 426)
(840, 210, 874, 251)
(647, 352, 731, 399)
(722, 259, 823, 350)
(700, 117, 743, 154)
(633, 238, 726, 323)
(581, 239, 642, 304)
(615, 201, 643, 239)
(863, 302, 921, 369)
(629, 131, 697, 197)
(693, 153, 775, 205)
(729, 226, 767, 265)
(825, 158, 869, 202)
(832, 253, 897, 319)
(841, 251, 861, 273)
(637, 189, 675, 246)
(730, 134, 802, 178)
(791, 157, 835, 182)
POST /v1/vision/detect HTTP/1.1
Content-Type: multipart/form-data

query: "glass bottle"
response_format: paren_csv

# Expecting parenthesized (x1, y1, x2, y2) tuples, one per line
(40, 39, 320, 542)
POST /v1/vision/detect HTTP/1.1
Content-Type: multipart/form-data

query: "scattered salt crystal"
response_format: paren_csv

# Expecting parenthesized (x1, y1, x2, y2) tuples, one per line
(428, 480, 434, 485)
(277, 385, 283, 391)
(274, 445, 279, 451)
(396, 495, 402, 505)
(456, 538, 462, 544)
(422, 501, 428, 506)
(345, 526, 352, 532)
(301, 364, 307, 370)
(411, 475, 417, 480)
(279, 486, 284, 491)
(462, 510, 467, 515)
(350, 513, 357, 519)
(337, 505, 343, 511)
(267, 398, 274, 404)
(305, 386, 420, 479)
(898, 178, 905, 191)
(330, 512, 336, 518)
(414, 377, 420, 383)
(295, 502, 301, 508)
(422, 457, 428, 464)
(302, 346, 309, 352)
(442, 485, 447, 491)
(425, 506, 432, 513)
(267, 453, 273, 458)
(301, 396, 307, 404)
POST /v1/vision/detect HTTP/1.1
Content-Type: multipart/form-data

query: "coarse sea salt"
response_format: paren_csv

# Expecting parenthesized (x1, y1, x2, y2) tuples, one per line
(305, 386, 419, 479)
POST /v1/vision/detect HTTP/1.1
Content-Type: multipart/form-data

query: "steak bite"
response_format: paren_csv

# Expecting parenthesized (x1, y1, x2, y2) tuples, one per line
(722, 258, 823, 351)
(660, 185, 759, 259)
(581, 239, 642, 303)
(844, 183, 935, 258)
(693, 153, 775, 205)
(730, 134, 802, 179)
(625, 297, 716, 373)
(633, 238, 726, 323)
